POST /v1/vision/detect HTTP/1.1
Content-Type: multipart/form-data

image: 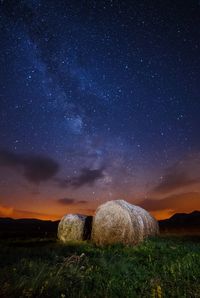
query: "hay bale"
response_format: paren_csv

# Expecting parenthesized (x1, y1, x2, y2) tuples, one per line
(150, 214, 160, 235)
(91, 200, 159, 246)
(57, 214, 92, 243)
(126, 204, 159, 237)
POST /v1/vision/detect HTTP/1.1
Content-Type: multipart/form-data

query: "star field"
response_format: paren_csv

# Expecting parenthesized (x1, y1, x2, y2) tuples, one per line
(0, 0, 200, 219)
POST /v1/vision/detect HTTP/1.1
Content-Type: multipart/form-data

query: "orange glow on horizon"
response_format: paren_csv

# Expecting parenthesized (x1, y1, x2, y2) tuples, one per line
(1, 190, 200, 221)
(1, 202, 199, 221)
(0, 204, 61, 221)
(150, 210, 174, 220)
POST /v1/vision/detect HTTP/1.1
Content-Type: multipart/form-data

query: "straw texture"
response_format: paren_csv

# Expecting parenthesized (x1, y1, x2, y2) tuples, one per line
(58, 214, 86, 242)
(91, 200, 159, 246)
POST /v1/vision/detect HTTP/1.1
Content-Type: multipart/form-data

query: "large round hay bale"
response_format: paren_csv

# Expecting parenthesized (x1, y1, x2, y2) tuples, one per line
(146, 211, 159, 236)
(57, 214, 92, 243)
(128, 204, 159, 237)
(91, 200, 159, 246)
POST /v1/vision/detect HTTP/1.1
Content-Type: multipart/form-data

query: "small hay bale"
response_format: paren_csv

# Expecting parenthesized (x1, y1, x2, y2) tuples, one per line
(57, 214, 92, 243)
(91, 200, 159, 246)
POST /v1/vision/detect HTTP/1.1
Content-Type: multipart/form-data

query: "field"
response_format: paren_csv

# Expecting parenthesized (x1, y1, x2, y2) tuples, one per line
(1, 236, 200, 298)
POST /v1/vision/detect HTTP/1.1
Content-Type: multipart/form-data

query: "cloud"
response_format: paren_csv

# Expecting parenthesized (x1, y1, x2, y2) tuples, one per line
(57, 198, 87, 205)
(79, 200, 88, 204)
(139, 192, 200, 213)
(152, 155, 200, 194)
(0, 149, 59, 184)
(58, 167, 105, 189)
(0, 204, 59, 220)
(0, 205, 13, 217)
(57, 198, 75, 205)
(31, 190, 40, 196)
(153, 172, 198, 194)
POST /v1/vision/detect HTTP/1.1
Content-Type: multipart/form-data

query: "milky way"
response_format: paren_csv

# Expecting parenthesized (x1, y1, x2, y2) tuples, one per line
(0, 1, 200, 219)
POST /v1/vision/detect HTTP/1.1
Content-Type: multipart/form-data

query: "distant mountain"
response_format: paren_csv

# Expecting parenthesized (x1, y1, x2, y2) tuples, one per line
(159, 211, 200, 234)
(1, 211, 200, 238)
(0, 217, 59, 238)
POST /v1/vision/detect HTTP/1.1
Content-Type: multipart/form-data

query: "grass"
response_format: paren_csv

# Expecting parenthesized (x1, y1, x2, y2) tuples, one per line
(1, 236, 200, 297)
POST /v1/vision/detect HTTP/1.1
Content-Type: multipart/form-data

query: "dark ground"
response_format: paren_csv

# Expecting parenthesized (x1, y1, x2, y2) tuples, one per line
(0, 214, 200, 297)
(1, 235, 200, 297)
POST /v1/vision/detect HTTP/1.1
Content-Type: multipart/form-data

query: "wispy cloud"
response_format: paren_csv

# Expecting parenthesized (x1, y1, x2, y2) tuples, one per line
(57, 167, 105, 188)
(152, 154, 200, 194)
(139, 192, 200, 214)
(153, 172, 198, 194)
(57, 198, 87, 205)
(0, 204, 59, 220)
(0, 149, 59, 184)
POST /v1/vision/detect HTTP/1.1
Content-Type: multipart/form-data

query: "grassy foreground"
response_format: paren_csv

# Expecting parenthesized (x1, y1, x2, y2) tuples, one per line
(1, 236, 200, 298)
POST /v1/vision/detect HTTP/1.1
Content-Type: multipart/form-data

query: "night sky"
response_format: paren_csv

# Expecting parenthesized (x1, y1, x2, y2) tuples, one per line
(0, 0, 200, 220)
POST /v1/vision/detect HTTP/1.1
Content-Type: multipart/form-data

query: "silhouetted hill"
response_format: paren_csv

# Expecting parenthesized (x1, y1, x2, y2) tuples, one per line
(0, 217, 59, 238)
(1, 211, 200, 238)
(159, 211, 200, 234)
